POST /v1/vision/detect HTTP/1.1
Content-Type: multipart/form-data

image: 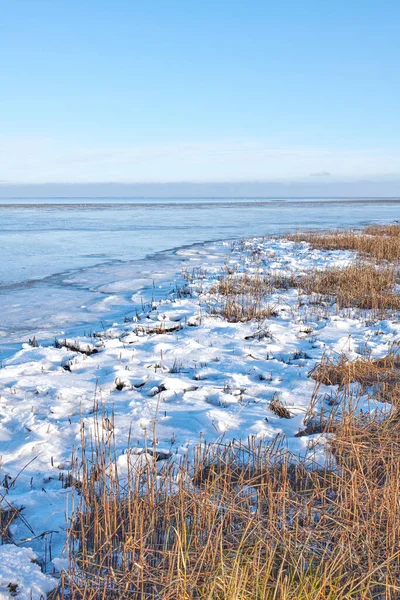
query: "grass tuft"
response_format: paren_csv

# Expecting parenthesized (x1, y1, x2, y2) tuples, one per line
(298, 263, 400, 311)
(310, 350, 400, 402)
(289, 226, 400, 262)
(53, 401, 400, 599)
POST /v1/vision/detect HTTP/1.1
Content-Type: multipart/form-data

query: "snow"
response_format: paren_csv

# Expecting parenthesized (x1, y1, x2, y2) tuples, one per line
(0, 546, 56, 599)
(0, 235, 398, 594)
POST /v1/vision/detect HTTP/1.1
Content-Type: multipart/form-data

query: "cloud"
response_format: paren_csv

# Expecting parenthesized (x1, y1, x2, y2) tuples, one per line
(1, 179, 400, 198)
(0, 136, 399, 184)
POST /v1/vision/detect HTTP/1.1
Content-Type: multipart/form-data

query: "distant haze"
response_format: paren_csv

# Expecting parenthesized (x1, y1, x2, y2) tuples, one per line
(0, 181, 399, 199)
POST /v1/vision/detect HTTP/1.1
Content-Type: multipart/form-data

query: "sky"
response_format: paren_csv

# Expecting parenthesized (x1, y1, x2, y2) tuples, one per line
(0, 0, 399, 194)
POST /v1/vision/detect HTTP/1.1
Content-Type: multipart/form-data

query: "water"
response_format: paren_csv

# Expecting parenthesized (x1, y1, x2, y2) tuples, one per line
(1, 197, 399, 359)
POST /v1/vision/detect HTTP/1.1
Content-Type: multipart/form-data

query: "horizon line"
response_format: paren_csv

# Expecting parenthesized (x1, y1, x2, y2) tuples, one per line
(1, 196, 400, 201)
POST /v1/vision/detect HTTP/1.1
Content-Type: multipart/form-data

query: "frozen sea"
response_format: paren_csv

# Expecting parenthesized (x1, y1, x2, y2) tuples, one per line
(1, 197, 399, 359)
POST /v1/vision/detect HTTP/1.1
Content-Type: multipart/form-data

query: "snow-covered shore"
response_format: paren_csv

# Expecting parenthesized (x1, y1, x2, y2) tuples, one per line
(0, 235, 398, 598)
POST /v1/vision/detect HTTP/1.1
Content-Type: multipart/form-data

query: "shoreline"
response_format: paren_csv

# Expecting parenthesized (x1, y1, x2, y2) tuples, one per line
(0, 217, 393, 358)
(2, 198, 400, 362)
(0, 237, 235, 361)
(1, 223, 400, 596)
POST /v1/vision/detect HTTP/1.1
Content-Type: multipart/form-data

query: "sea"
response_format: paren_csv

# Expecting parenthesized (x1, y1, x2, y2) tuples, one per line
(1, 197, 399, 360)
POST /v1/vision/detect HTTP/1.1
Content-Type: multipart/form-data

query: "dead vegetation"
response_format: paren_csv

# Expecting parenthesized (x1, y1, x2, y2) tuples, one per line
(288, 224, 400, 262)
(55, 338, 99, 356)
(207, 277, 278, 322)
(298, 262, 400, 311)
(134, 322, 182, 335)
(0, 502, 19, 542)
(206, 225, 400, 323)
(269, 392, 292, 418)
(310, 350, 400, 402)
(206, 269, 294, 322)
(211, 271, 296, 297)
(209, 296, 278, 323)
(208, 261, 400, 320)
(364, 223, 400, 237)
(50, 400, 400, 600)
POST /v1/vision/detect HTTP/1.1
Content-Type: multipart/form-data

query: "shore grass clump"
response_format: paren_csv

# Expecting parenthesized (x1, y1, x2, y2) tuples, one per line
(54, 401, 400, 600)
(310, 350, 400, 402)
(209, 226, 400, 324)
(207, 270, 296, 322)
(270, 392, 292, 418)
(55, 338, 99, 356)
(207, 274, 278, 322)
(212, 271, 297, 297)
(289, 226, 400, 262)
(135, 322, 182, 335)
(209, 295, 278, 323)
(298, 262, 400, 311)
(364, 223, 400, 237)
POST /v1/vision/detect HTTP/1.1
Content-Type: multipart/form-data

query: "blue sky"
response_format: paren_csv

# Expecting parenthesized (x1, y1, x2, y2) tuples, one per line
(0, 0, 399, 185)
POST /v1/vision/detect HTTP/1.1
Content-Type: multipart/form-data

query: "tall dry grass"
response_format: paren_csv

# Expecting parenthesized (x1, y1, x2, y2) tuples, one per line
(364, 224, 400, 237)
(288, 225, 400, 262)
(207, 269, 285, 322)
(208, 262, 400, 319)
(52, 398, 400, 600)
(298, 263, 400, 311)
(309, 349, 400, 403)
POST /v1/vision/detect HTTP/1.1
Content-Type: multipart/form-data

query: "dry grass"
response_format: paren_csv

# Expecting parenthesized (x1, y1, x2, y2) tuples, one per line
(211, 271, 296, 297)
(364, 223, 400, 237)
(0, 504, 19, 542)
(135, 322, 183, 335)
(208, 233, 400, 322)
(310, 350, 400, 402)
(289, 225, 400, 262)
(211, 262, 400, 315)
(55, 339, 99, 356)
(209, 296, 278, 323)
(207, 269, 295, 322)
(49, 401, 400, 600)
(270, 392, 292, 418)
(298, 263, 400, 311)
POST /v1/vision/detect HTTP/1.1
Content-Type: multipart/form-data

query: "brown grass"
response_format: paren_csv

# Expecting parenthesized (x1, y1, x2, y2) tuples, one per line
(207, 269, 295, 322)
(208, 245, 400, 322)
(211, 262, 400, 315)
(270, 392, 292, 418)
(209, 297, 278, 323)
(55, 339, 99, 356)
(211, 271, 296, 297)
(289, 226, 400, 262)
(135, 322, 183, 335)
(49, 401, 400, 600)
(298, 263, 400, 311)
(364, 223, 400, 237)
(207, 280, 278, 322)
(310, 350, 400, 402)
(0, 503, 19, 542)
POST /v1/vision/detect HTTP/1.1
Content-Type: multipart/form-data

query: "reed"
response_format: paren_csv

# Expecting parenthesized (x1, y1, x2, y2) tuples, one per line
(288, 226, 400, 262)
(298, 263, 400, 311)
(309, 349, 400, 403)
(52, 396, 400, 599)
(207, 271, 278, 322)
(208, 261, 400, 320)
